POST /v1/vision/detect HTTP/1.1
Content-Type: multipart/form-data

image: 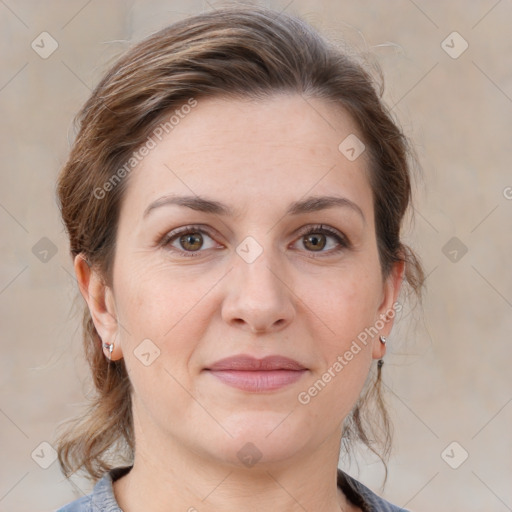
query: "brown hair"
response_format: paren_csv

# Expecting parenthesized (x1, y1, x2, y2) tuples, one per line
(56, 4, 424, 483)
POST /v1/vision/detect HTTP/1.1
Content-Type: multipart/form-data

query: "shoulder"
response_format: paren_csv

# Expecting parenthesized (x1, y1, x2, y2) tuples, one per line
(337, 469, 409, 512)
(55, 466, 132, 512)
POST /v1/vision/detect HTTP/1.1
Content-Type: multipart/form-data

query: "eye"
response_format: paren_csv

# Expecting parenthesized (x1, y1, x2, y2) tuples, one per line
(293, 224, 349, 255)
(159, 223, 350, 258)
(160, 225, 220, 256)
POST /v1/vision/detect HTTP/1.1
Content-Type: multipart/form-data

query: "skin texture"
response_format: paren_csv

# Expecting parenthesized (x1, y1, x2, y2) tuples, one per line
(75, 94, 404, 512)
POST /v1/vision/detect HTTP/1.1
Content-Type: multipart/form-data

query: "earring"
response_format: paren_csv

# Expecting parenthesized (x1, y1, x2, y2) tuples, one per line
(379, 335, 387, 344)
(102, 342, 114, 360)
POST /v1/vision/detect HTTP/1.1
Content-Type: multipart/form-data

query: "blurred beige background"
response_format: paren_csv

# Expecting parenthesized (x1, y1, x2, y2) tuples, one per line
(1, 1, 511, 510)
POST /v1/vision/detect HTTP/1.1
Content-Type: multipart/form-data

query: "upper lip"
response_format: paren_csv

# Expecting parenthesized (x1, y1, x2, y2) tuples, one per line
(206, 355, 307, 371)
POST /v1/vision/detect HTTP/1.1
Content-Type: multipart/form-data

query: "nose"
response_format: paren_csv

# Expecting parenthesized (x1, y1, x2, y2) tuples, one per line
(221, 248, 295, 334)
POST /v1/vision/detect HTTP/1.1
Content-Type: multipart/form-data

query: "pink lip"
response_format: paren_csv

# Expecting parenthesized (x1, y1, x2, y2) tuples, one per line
(205, 355, 308, 392)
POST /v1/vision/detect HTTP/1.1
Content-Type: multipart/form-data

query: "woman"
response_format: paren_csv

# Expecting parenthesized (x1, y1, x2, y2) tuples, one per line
(55, 5, 424, 511)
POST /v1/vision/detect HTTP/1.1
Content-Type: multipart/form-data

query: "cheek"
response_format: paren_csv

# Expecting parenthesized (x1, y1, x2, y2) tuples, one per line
(293, 260, 381, 411)
(115, 258, 211, 337)
(299, 262, 382, 343)
(113, 259, 224, 391)
(296, 275, 377, 420)
(112, 264, 211, 420)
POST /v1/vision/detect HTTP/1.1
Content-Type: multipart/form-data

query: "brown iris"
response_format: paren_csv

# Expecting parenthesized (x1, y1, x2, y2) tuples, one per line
(303, 232, 326, 251)
(180, 232, 203, 251)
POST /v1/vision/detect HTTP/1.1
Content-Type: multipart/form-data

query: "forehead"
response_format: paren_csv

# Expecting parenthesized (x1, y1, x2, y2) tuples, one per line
(120, 94, 373, 220)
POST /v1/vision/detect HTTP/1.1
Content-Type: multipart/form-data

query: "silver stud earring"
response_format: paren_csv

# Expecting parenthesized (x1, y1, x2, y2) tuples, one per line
(102, 342, 114, 360)
(379, 335, 387, 344)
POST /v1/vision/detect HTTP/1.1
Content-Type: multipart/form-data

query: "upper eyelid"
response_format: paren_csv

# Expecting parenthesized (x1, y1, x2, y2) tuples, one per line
(295, 224, 345, 238)
(162, 225, 220, 242)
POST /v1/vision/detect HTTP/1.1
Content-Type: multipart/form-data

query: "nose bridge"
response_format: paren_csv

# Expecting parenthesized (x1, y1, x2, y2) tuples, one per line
(235, 237, 285, 300)
(222, 237, 295, 332)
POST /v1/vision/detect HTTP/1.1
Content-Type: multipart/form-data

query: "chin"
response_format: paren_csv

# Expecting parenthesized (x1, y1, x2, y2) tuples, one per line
(202, 411, 313, 469)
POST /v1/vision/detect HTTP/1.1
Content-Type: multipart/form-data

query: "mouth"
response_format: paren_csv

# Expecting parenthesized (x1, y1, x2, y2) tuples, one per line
(204, 355, 308, 392)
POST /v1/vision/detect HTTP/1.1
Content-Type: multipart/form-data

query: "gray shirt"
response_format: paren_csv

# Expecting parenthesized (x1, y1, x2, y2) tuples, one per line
(56, 466, 408, 511)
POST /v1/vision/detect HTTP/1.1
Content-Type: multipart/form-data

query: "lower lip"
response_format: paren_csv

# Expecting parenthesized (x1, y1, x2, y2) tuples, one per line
(207, 369, 307, 392)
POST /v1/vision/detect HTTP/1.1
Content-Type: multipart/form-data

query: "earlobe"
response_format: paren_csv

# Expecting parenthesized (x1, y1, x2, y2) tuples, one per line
(372, 259, 405, 360)
(74, 254, 120, 359)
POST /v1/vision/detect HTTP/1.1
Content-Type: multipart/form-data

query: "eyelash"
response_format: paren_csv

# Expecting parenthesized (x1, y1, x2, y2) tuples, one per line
(158, 224, 350, 258)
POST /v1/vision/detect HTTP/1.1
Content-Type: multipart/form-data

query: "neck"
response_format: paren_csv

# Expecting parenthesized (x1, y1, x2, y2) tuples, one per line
(113, 427, 355, 512)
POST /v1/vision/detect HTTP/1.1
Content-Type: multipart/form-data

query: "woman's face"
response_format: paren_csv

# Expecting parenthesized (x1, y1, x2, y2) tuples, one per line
(85, 94, 403, 469)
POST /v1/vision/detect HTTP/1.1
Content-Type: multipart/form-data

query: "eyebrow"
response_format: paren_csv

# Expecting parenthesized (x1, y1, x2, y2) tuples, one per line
(143, 194, 365, 223)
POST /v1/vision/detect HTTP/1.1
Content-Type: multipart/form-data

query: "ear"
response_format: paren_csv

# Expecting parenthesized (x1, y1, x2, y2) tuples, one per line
(74, 254, 123, 361)
(372, 258, 405, 360)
